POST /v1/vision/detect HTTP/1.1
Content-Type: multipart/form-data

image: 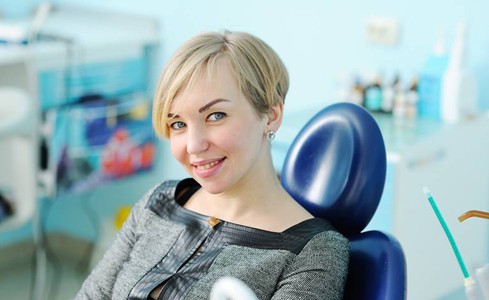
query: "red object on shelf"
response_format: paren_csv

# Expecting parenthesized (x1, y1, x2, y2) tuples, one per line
(102, 128, 155, 178)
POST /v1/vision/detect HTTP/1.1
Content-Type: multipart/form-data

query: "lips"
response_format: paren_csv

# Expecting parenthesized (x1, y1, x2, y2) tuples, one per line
(192, 157, 226, 178)
(195, 160, 221, 170)
(192, 157, 226, 171)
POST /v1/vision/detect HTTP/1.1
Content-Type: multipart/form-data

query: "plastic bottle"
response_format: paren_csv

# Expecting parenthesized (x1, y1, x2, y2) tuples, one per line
(382, 74, 400, 114)
(440, 20, 478, 123)
(393, 88, 406, 120)
(405, 77, 419, 120)
(417, 31, 449, 120)
(363, 74, 383, 112)
(351, 77, 364, 106)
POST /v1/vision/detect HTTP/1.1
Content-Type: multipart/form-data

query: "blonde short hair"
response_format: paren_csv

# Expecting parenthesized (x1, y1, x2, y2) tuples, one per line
(152, 30, 289, 138)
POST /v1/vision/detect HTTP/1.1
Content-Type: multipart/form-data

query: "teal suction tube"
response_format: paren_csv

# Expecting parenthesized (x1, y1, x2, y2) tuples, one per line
(423, 187, 471, 280)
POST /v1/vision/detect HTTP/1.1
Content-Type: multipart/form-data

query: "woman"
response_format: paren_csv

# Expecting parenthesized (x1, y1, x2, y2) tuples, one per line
(75, 30, 349, 300)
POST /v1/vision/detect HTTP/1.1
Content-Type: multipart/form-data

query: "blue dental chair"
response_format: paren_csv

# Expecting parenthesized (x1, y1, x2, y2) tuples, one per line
(281, 102, 407, 299)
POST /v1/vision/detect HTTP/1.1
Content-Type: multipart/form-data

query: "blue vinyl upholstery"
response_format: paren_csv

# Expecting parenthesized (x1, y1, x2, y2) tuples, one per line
(281, 102, 407, 299)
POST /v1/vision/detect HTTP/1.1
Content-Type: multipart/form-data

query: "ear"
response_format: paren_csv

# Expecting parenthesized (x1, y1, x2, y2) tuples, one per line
(266, 101, 284, 133)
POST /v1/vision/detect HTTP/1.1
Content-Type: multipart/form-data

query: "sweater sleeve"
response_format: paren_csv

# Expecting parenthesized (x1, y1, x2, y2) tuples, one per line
(271, 230, 349, 300)
(74, 187, 156, 300)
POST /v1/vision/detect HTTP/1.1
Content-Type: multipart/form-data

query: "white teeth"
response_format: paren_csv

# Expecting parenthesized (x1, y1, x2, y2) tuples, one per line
(196, 160, 219, 170)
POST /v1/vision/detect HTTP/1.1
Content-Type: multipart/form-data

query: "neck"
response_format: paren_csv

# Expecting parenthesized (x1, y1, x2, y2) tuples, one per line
(208, 164, 283, 218)
(186, 169, 313, 232)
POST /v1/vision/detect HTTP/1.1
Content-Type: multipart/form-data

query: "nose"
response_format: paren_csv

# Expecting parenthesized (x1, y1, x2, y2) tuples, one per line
(186, 125, 209, 154)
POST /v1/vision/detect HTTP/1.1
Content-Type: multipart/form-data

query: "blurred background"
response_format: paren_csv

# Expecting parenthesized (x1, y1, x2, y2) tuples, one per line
(0, 1, 488, 299)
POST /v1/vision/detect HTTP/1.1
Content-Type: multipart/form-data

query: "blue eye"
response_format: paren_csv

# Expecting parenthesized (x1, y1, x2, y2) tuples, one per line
(170, 121, 186, 130)
(208, 112, 226, 121)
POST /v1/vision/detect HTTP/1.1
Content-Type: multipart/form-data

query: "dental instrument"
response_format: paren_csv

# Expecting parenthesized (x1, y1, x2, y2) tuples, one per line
(423, 187, 480, 300)
(459, 210, 489, 222)
(459, 210, 489, 299)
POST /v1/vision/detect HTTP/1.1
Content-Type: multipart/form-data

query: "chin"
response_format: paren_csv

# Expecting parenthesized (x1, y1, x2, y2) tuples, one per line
(199, 183, 226, 195)
(194, 178, 230, 195)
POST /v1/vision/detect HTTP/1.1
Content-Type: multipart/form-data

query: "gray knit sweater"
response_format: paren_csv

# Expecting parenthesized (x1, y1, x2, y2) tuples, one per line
(75, 179, 349, 299)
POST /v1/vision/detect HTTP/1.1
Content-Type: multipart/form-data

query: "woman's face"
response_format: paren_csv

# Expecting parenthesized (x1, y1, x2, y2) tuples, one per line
(167, 60, 272, 194)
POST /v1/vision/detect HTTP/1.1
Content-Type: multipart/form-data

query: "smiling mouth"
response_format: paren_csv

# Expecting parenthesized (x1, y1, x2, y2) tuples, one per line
(193, 158, 225, 171)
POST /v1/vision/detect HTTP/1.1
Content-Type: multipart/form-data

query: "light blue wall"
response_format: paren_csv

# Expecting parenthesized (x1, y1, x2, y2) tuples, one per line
(0, 0, 39, 17)
(50, 0, 489, 113)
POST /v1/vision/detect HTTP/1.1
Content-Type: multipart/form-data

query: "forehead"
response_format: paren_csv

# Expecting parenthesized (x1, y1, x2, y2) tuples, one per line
(169, 60, 241, 112)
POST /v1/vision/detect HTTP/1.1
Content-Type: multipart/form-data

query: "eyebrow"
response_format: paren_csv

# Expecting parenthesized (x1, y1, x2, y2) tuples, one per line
(198, 98, 229, 113)
(167, 98, 230, 118)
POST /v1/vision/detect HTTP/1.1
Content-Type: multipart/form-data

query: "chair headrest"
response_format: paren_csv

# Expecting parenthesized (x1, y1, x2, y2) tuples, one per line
(281, 103, 386, 236)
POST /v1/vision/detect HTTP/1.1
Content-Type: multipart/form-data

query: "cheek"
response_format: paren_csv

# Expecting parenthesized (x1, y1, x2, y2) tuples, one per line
(169, 136, 186, 164)
(218, 134, 241, 153)
(223, 123, 264, 153)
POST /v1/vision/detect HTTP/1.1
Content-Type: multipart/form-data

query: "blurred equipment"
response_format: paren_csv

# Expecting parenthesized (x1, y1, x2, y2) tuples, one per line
(49, 94, 155, 195)
(210, 277, 258, 300)
(281, 102, 406, 299)
(459, 210, 489, 300)
(0, 3, 160, 299)
(0, 1, 51, 44)
(0, 87, 45, 300)
(1, 3, 161, 197)
(418, 20, 478, 123)
(440, 20, 478, 124)
(0, 87, 37, 231)
(0, 1, 162, 197)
